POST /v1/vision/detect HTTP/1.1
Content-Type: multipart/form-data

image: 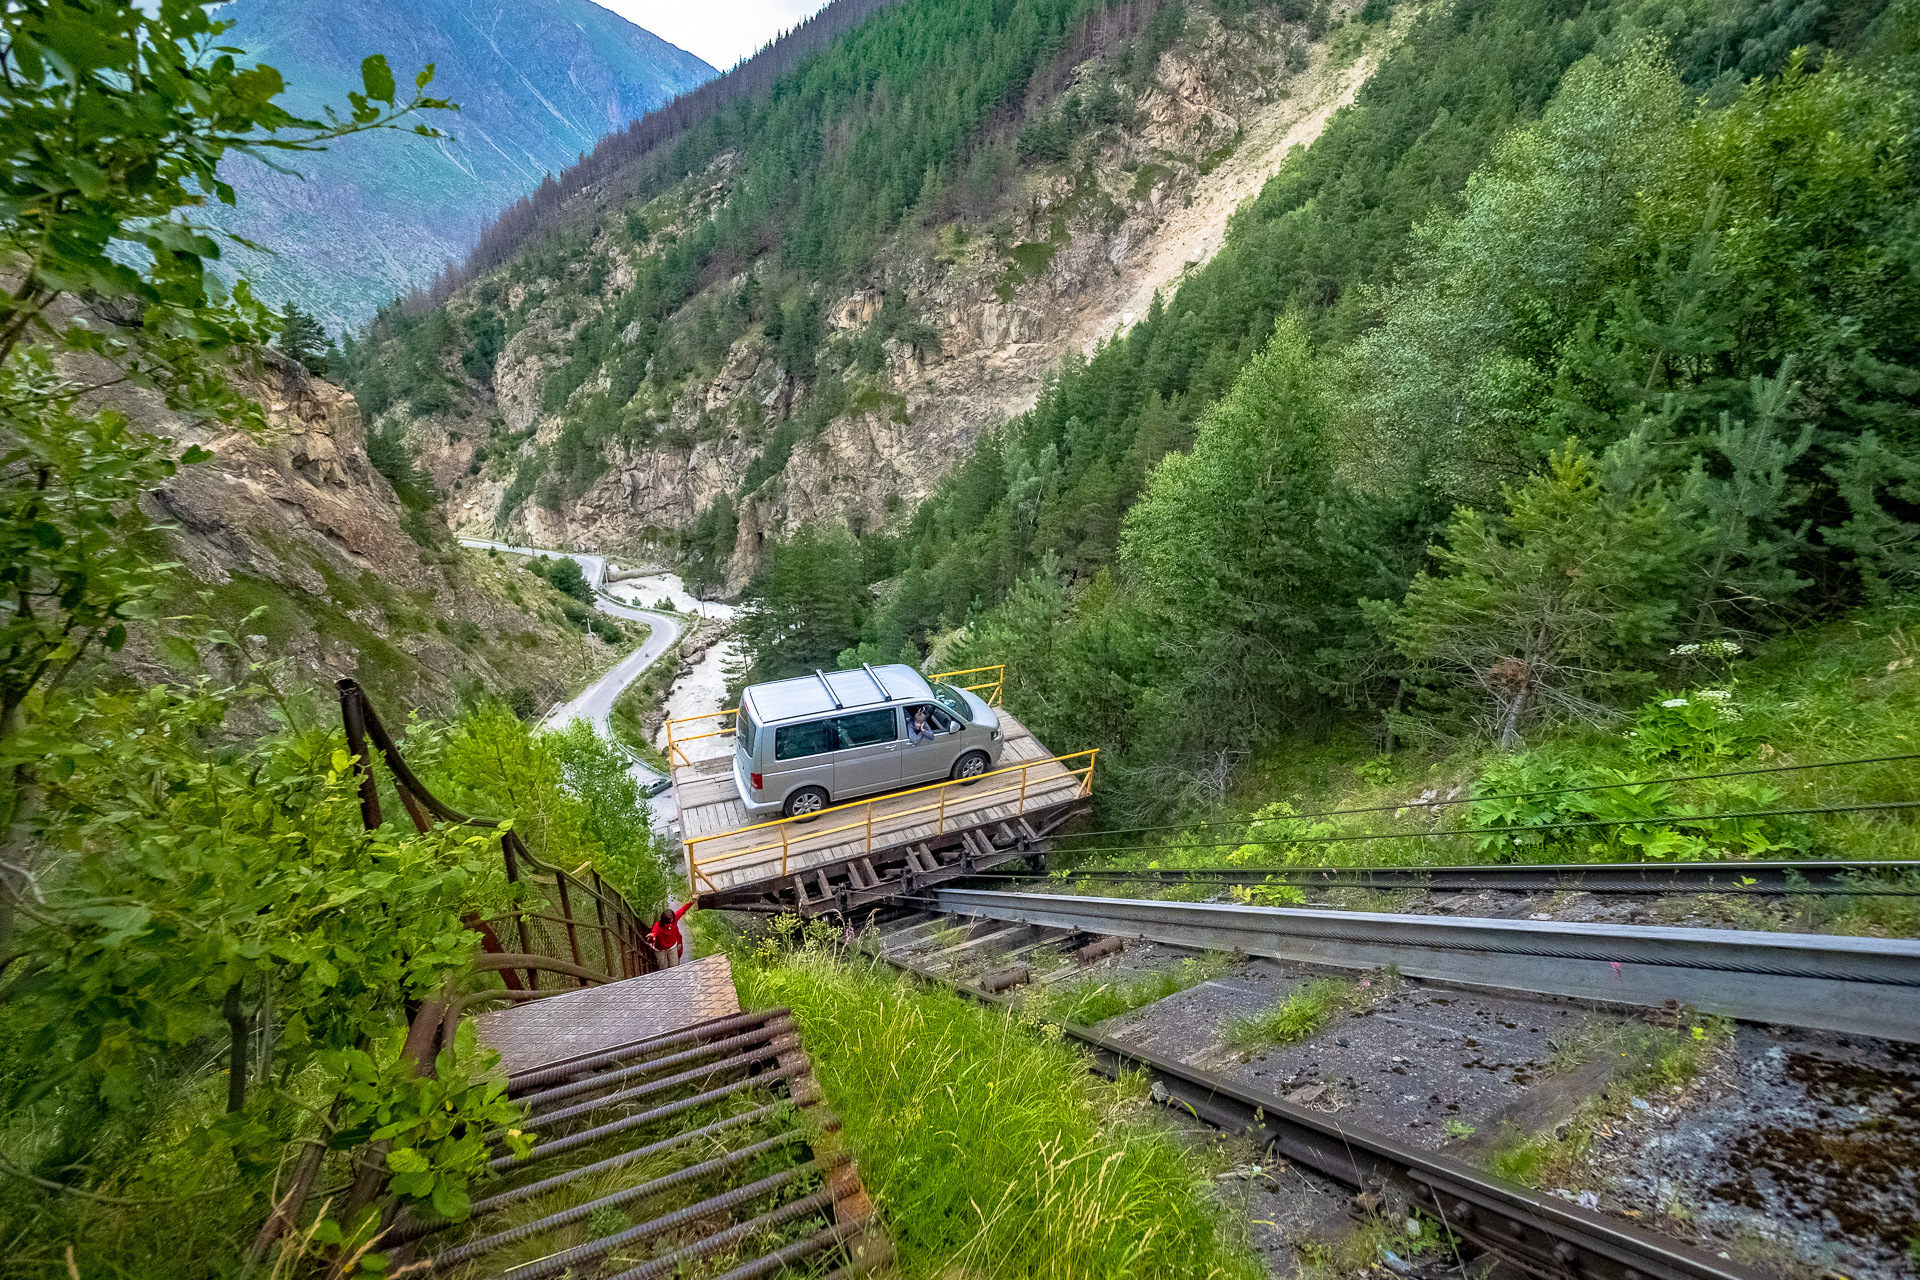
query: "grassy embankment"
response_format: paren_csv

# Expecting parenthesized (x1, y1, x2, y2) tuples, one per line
(725, 921, 1267, 1280)
(1050, 609, 1920, 936)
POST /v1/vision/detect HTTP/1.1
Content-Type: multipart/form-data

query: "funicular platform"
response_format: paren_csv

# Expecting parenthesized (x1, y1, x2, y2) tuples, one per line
(667, 666, 1095, 913)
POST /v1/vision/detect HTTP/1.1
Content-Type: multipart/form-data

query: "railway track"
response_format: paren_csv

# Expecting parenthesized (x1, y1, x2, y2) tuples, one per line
(962, 858, 1920, 895)
(851, 870, 1920, 1279)
(921, 886, 1920, 1042)
(870, 927, 1766, 1280)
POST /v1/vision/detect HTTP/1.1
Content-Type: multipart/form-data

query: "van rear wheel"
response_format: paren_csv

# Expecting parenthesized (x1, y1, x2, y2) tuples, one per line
(784, 786, 829, 818)
(951, 751, 990, 782)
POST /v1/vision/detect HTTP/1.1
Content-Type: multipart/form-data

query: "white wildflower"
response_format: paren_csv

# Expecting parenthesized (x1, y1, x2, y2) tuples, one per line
(1698, 689, 1733, 702)
(1670, 644, 1701, 656)
(1661, 698, 1689, 708)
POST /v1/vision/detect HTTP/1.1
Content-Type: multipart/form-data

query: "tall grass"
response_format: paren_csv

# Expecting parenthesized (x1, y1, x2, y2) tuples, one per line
(1224, 978, 1351, 1049)
(1030, 953, 1237, 1026)
(735, 948, 1263, 1280)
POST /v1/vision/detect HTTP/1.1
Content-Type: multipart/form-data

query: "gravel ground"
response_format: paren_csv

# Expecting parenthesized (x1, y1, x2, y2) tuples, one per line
(1584, 1025, 1920, 1278)
(1040, 934, 1920, 1278)
(876, 892, 1919, 1278)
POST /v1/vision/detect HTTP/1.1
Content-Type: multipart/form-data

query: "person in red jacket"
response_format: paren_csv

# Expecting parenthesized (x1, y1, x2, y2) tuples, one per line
(650, 901, 692, 967)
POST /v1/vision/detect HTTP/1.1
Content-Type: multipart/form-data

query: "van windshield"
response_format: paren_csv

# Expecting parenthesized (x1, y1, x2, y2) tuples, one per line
(931, 682, 971, 721)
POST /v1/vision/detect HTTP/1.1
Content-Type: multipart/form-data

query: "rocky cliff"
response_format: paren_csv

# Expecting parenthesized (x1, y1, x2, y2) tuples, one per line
(120, 350, 629, 716)
(361, 0, 1394, 594)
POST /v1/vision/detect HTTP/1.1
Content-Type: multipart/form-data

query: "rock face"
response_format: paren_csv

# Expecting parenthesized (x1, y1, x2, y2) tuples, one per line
(384, 2, 1383, 594)
(135, 352, 620, 715)
(152, 359, 421, 596)
(205, 0, 714, 329)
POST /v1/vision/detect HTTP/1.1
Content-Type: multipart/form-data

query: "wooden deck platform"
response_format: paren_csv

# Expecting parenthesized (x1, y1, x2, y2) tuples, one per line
(670, 709, 1094, 913)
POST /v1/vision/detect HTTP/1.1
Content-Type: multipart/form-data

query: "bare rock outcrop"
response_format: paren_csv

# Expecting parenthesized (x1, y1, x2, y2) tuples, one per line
(392, 2, 1386, 591)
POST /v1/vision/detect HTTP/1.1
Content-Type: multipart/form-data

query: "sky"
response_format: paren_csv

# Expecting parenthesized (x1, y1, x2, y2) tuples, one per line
(590, 0, 833, 71)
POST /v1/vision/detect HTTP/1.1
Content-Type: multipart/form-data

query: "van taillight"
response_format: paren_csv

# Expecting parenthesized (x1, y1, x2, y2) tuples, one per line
(750, 772, 763, 791)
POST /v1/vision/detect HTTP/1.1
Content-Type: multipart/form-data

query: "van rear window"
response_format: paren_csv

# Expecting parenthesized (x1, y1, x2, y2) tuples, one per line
(774, 719, 836, 761)
(737, 704, 759, 757)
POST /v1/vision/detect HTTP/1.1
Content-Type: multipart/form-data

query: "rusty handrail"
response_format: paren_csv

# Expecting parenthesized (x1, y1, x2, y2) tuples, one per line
(336, 678, 656, 989)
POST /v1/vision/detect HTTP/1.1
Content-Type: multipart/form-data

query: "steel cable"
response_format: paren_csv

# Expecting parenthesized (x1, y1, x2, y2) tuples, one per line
(1048, 751, 1920, 845)
(1031, 798, 1920, 856)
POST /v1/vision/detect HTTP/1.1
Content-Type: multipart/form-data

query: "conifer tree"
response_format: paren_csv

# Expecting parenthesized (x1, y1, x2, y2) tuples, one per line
(275, 301, 329, 375)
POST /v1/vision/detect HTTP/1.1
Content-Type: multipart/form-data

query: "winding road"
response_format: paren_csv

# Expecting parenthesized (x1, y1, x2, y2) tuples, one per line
(456, 537, 684, 788)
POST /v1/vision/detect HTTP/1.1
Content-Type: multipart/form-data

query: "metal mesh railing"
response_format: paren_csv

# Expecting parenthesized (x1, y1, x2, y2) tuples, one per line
(337, 678, 655, 989)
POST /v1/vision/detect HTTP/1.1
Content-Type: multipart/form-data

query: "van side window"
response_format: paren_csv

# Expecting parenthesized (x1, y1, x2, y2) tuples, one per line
(773, 719, 836, 761)
(834, 708, 897, 748)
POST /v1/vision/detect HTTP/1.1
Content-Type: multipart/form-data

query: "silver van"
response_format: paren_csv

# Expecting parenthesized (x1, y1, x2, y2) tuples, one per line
(733, 663, 1002, 817)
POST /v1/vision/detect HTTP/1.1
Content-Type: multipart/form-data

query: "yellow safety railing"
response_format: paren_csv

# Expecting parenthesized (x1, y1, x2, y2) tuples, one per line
(684, 747, 1097, 895)
(665, 708, 736, 770)
(931, 663, 1005, 707)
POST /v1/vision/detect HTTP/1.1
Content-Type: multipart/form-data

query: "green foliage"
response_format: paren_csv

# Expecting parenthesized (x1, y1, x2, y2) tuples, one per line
(331, 1020, 531, 1223)
(275, 302, 330, 375)
(0, 683, 530, 1275)
(547, 720, 671, 911)
(1464, 744, 1808, 862)
(737, 945, 1263, 1279)
(526, 553, 594, 606)
(0, 380, 199, 826)
(11, 690, 510, 1105)
(1123, 317, 1392, 749)
(0, 0, 444, 839)
(418, 703, 671, 908)
(0, 0, 444, 375)
(684, 492, 739, 590)
(366, 420, 433, 502)
(723, 0, 1919, 822)
(1224, 977, 1352, 1048)
(731, 526, 873, 684)
(1625, 684, 1760, 767)
(1382, 441, 1694, 747)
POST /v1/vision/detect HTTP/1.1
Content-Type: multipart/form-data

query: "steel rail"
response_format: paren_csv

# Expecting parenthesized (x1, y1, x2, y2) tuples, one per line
(871, 949, 1767, 1280)
(926, 888, 1920, 1043)
(975, 858, 1920, 895)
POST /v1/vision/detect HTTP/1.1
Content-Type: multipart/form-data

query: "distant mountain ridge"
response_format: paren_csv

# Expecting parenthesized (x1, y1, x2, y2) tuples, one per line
(206, 0, 715, 330)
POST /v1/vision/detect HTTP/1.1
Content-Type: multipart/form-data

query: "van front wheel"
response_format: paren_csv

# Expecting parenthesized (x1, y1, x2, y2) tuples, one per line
(784, 786, 829, 818)
(951, 751, 990, 782)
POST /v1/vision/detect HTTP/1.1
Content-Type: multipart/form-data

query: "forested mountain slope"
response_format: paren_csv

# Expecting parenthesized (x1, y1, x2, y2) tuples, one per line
(206, 0, 713, 329)
(339, 0, 1391, 584)
(824, 0, 1919, 818)
(342, 0, 1916, 820)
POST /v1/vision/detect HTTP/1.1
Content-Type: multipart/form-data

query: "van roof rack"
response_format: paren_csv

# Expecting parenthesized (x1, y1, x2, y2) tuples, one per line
(813, 669, 843, 709)
(861, 663, 891, 700)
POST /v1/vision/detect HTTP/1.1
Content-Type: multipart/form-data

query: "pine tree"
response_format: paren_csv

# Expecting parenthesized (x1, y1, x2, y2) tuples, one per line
(276, 302, 330, 375)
